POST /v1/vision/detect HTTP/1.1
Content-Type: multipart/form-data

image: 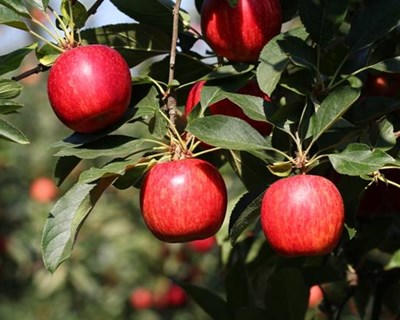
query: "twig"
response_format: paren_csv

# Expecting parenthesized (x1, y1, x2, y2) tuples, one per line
(86, 0, 105, 18)
(12, 64, 50, 81)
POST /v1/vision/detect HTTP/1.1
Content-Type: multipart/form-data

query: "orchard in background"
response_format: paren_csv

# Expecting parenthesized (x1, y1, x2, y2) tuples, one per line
(0, 0, 400, 319)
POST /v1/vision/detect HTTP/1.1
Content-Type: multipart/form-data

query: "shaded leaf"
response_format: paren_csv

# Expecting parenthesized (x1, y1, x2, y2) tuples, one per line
(0, 117, 29, 144)
(0, 4, 29, 30)
(0, 0, 29, 16)
(26, 0, 49, 11)
(328, 143, 395, 176)
(385, 250, 400, 270)
(0, 43, 37, 76)
(36, 43, 61, 66)
(54, 156, 81, 186)
(278, 36, 317, 71)
(41, 177, 115, 272)
(223, 92, 270, 122)
(368, 56, 400, 73)
(0, 79, 23, 99)
(61, 0, 88, 29)
(0, 99, 23, 114)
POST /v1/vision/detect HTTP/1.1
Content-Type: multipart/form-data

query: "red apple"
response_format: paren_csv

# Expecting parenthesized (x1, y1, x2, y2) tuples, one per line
(308, 285, 324, 308)
(188, 235, 216, 252)
(365, 73, 400, 97)
(166, 284, 187, 308)
(358, 169, 400, 217)
(185, 80, 272, 136)
(29, 177, 58, 203)
(140, 158, 227, 242)
(261, 174, 345, 256)
(47, 45, 132, 133)
(129, 287, 153, 310)
(201, 0, 282, 63)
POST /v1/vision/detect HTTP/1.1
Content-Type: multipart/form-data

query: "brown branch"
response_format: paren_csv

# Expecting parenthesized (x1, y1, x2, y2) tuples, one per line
(11, 64, 50, 81)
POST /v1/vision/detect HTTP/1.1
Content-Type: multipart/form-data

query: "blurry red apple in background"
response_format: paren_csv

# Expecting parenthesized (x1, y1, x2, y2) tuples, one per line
(185, 80, 272, 136)
(201, 0, 282, 63)
(140, 158, 227, 242)
(129, 287, 153, 310)
(308, 285, 324, 308)
(47, 45, 132, 133)
(29, 177, 58, 203)
(166, 284, 187, 308)
(261, 175, 345, 256)
(365, 73, 400, 97)
(188, 235, 216, 252)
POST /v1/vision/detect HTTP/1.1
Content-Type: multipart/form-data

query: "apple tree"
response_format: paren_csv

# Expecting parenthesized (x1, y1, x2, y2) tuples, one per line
(0, 0, 400, 319)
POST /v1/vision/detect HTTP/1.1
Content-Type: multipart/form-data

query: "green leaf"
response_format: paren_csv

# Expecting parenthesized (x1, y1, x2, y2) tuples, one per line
(298, 0, 347, 46)
(133, 86, 160, 119)
(369, 118, 396, 151)
(311, 85, 360, 143)
(0, 79, 23, 99)
(54, 156, 81, 186)
(177, 282, 232, 320)
(0, 99, 23, 114)
(0, 4, 29, 30)
(187, 115, 268, 151)
(265, 268, 308, 320)
(81, 23, 171, 67)
(110, 0, 190, 30)
(202, 64, 254, 82)
(26, 0, 49, 11)
(61, 0, 88, 29)
(0, 0, 29, 16)
(257, 27, 308, 96)
(328, 143, 395, 176)
(278, 36, 317, 71)
(36, 43, 61, 66)
(0, 43, 37, 76)
(41, 177, 115, 273)
(352, 97, 400, 124)
(368, 56, 400, 73)
(223, 92, 269, 122)
(55, 135, 147, 160)
(229, 191, 264, 245)
(347, 0, 400, 52)
(385, 250, 400, 270)
(0, 117, 29, 144)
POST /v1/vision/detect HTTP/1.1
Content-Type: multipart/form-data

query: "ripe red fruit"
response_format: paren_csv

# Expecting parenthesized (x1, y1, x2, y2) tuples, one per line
(29, 177, 58, 203)
(140, 158, 227, 242)
(201, 0, 282, 63)
(365, 73, 400, 97)
(308, 285, 324, 308)
(47, 45, 132, 133)
(129, 287, 153, 310)
(188, 235, 216, 252)
(185, 80, 272, 136)
(261, 175, 345, 256)
(166, 284, 187, 307)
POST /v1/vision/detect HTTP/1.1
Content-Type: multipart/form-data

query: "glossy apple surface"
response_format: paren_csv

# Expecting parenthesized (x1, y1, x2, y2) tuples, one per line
(29, 177, 58, 203)
(185, 80, 272, 136)
(201, 0, 282, 63)
(140, 158, 227, 242)
(261, 175, 344, 256)
(47, 45, 132, 133)
(308, 285, 323, 308)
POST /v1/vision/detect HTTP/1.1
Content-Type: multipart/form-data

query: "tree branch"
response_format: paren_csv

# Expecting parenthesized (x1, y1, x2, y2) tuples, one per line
(86, 0, 105, 17)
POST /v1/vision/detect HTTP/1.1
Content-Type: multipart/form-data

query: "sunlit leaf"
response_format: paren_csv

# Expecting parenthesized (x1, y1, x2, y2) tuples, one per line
(0, 117, 29, 144)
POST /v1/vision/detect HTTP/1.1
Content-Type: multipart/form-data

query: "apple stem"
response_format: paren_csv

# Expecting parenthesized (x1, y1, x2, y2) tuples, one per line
(191, 147, 222, 158)
(28, 29, 64, 53)
(11, 64, 50, 82)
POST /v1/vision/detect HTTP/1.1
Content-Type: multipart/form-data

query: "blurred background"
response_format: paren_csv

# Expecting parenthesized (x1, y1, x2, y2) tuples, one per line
(0, 1, 242, 319)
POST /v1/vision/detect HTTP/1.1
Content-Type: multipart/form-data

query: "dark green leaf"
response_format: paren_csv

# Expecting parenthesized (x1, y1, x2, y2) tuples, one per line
(36, 43, 61, 66)
(223, 92, 269, 122)
(0, 4, 29, 30)
(41, 177, 115, 272)
(55, 136, 147, 160)
(0, 0, 29, 16)
(0, 79, 23, 99)
(149, 108, 168, 139)
(347, 0, 400, 52)
(257, 27, 308, 96)
(0, 117, 29, 144)
(298, 0, 347, 46)
(202, 64, 254, 82)
(0, 99, 23, 114)
(328, 143, 395, 176)
(369, 118, 396, 151)
(229, 191, 264, 245)
(0, 43, 37, 76)
(352, 97, 400, 124)
(61, 0, 88, 29)
(368, 56, 400, 73)
(187, 115, 268, 151)
(225, 254, 251, 310)
(177, 282, 232, 320)
(133, 86, 160, 119)
(54, 156, 81, 186)
(265, 268, 308, 320)
(278, 36, 317, 71)
(235, 307, 268, 320)
(311, 85, 360, 143)
(81, 24, 171, 67)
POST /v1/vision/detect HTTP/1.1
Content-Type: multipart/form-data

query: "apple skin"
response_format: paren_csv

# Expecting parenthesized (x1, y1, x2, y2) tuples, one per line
(308, 285, 323, 308)
(261, 175, 345, 257)
(140, 158, 227, 242)
(185, 80, 272, 136)
(188, 235, 216, 252)
(129, 287, 153, 310)
(201, 0, 282, 63)
(47, 45, 132, 133)
(365, 73, 400, 97)
(29, 177, 58, 203)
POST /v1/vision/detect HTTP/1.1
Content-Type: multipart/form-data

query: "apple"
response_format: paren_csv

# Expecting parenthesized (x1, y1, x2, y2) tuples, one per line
(129, 287, 153, 310)
(29, 177, 58, 203)
(261, 174, 345, 256)
(188, 235, 216, 252)
(140, 158, 227, 242)
(201, 0, 282, 63)
(308, 285, 324, 308)
(358, 169, 400, 217)
(166, 284, 187, 307)
(47, 45, 132, 133)
(185, 80, 272, 136)
(365, 73, 400, 97)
